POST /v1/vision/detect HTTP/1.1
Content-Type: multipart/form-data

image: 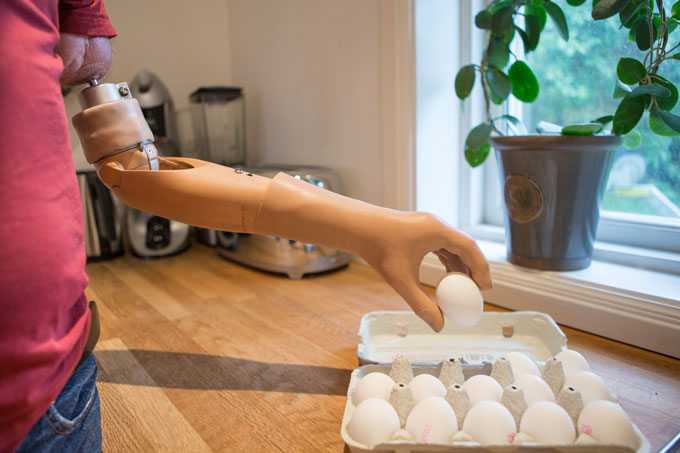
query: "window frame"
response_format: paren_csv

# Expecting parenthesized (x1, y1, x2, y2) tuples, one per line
(405, 0, 680, 358)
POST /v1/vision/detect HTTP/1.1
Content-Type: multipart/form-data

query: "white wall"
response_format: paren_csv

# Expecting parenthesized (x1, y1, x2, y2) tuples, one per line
(227, 0, 384, 204)
(69, 0, 387, 206)
(105, 0, 232, 111)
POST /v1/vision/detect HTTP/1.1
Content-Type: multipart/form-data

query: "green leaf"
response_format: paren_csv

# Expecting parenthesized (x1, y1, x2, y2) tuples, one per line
(593, 0, 634, 20)
(650, 74, 679, 110)
(465, 141, 491, 167)
(619, 1, 647, 29)
(475, 10, 493, 29)
(544, 1, 569, 41)
(613, 79, 633, 99)
(616, 57, 647, 84)
(594, 115, 615, 125)
(668, 53, 680, 61)
(612, 95, 646, 135)
(623, 130, 642, 148)
(515, 26, 531, 54)
(649, 106, 680, 136)
(487, 37, 510, 69)
(524, 14, 541, 51)
(508, 61, 540, 102)
(652, 14, 665, 42)
(492, 6, 514, 36)
(628, 84, 671, 98)
(486, 68, 512, 101)
(634, 17, 657, 50)
(526, 4, 547, 31)
(673, 1, 680, 17)
(466, 123, 493, 148)
(497, 114, 521, 126)
(490, 90, 505, 105)
(455, 65, 476, 100)
(627, 16, 646, 42)
(502, 25, 516, 44)
(561, 123, 604, 135)
(567, 0, 587, 5)
(488, 0, 511, 14)
(653, 107, 680, 133)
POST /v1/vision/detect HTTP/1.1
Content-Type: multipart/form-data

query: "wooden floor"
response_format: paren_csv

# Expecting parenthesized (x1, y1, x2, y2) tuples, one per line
(86, 243, 680, 452)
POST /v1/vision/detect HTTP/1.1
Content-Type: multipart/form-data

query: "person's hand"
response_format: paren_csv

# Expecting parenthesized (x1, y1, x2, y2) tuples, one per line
(359, 212, 492, 332)
(55, 33, 111, 86)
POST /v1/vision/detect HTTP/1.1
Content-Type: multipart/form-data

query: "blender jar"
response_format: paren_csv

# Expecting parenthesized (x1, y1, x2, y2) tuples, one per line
(189, 87, 246, 165)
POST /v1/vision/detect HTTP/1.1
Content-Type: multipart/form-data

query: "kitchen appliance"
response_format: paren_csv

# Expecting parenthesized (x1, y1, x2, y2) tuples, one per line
(126, 70, 191, 258)
(125, 209, 191, 259)
(129, 69, 180, 156)
(217, 165, 352, 279)
(77, 170, 124, 261)
(188, 86, 247, 246)
(189, 87, 246, 165)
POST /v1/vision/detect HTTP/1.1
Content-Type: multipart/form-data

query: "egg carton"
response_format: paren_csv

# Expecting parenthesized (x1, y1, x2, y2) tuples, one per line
(341, 364, 650, 452)
(342, 311, 650, 452)
(357, 311, 567, 366)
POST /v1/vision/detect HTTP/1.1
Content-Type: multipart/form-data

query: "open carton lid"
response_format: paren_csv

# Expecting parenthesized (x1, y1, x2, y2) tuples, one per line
(357, 311, 567, 366)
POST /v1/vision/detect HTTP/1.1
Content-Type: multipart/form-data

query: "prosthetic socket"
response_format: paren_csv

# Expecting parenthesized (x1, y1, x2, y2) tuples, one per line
(72, 81, 491, 331)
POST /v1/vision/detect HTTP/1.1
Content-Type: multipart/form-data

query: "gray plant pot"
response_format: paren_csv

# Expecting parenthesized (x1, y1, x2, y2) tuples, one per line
(490, 135, 622, 271)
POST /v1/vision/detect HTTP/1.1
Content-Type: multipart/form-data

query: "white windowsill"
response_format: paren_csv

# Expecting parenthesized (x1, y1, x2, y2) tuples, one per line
(419, 239, 680, 359)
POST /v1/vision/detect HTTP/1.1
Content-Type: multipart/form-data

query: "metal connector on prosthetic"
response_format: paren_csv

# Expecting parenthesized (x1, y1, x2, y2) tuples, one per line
(73, 79, 159, 172)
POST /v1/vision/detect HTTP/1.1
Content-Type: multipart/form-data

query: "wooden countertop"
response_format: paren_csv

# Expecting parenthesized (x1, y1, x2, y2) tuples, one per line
(86, 243, 680, 452)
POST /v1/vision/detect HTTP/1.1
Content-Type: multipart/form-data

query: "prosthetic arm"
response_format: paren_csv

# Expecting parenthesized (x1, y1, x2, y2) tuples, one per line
(72, 81, 492, 331)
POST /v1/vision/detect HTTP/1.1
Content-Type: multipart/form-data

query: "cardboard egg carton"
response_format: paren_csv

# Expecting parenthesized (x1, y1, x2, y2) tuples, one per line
(342, 311, 650, 452)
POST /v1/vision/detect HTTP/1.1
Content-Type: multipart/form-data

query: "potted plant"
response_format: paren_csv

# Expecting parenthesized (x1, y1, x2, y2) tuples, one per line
(455, 0, 680, 271)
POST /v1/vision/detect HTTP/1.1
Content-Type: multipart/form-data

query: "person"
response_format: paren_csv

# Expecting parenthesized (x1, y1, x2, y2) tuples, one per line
(0, 1, 492, 451)
(1, 1, 114, 451)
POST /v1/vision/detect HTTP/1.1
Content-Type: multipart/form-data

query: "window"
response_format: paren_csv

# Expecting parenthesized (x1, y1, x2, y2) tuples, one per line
(512, 0, 680, 256)
(412, 0, 680, 357)
(415, 0, 680, 268)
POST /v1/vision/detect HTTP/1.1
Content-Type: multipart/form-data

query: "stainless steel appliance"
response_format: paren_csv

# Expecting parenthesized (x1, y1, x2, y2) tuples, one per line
(126, 70, 191, 258)
(189, 87, 246, 165)
(188, 86, 247, 246)
(125, 209, 191, 259)
(130, 69, 179, 152)
(77, 170, 124, 261)
(217, 165, 352, 279)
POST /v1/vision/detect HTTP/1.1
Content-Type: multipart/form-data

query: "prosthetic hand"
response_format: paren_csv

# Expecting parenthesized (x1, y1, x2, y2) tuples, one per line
(72, 81, 492, 331)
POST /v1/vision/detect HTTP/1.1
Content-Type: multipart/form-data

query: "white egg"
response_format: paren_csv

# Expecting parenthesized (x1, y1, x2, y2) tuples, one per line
(352, 372, 396, 405)
(577, 400, 638, 449)
(462, 400, 516, 445)
(555, 350, 590, 377)
(513, 374, 556, 406)
(348, 398, 401, 448)
(519, 401, 576, 444)
(435, 272, 483, 326)
(405, 396, 458, 444)
(463, 374, 503, 406)
(503, 351, 541, 378)
(408, 373, 447, 403)
(563, 370, 612, 406)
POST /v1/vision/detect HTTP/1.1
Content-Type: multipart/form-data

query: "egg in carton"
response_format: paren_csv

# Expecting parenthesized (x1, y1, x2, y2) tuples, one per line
(342, 311, 651, 452)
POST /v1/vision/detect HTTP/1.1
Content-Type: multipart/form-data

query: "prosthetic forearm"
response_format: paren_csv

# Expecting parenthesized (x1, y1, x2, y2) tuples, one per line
(72, 81, 492, 331)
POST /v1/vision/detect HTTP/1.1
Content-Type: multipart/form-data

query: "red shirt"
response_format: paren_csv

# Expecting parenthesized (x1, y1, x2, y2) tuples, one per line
(0, 1, 115, 451)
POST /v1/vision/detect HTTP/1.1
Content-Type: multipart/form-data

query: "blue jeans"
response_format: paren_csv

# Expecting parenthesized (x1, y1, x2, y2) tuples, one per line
(17, 353, 102, 453)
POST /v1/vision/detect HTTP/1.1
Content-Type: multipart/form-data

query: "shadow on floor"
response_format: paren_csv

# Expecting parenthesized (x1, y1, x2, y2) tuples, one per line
(95, 349, 353, 396)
